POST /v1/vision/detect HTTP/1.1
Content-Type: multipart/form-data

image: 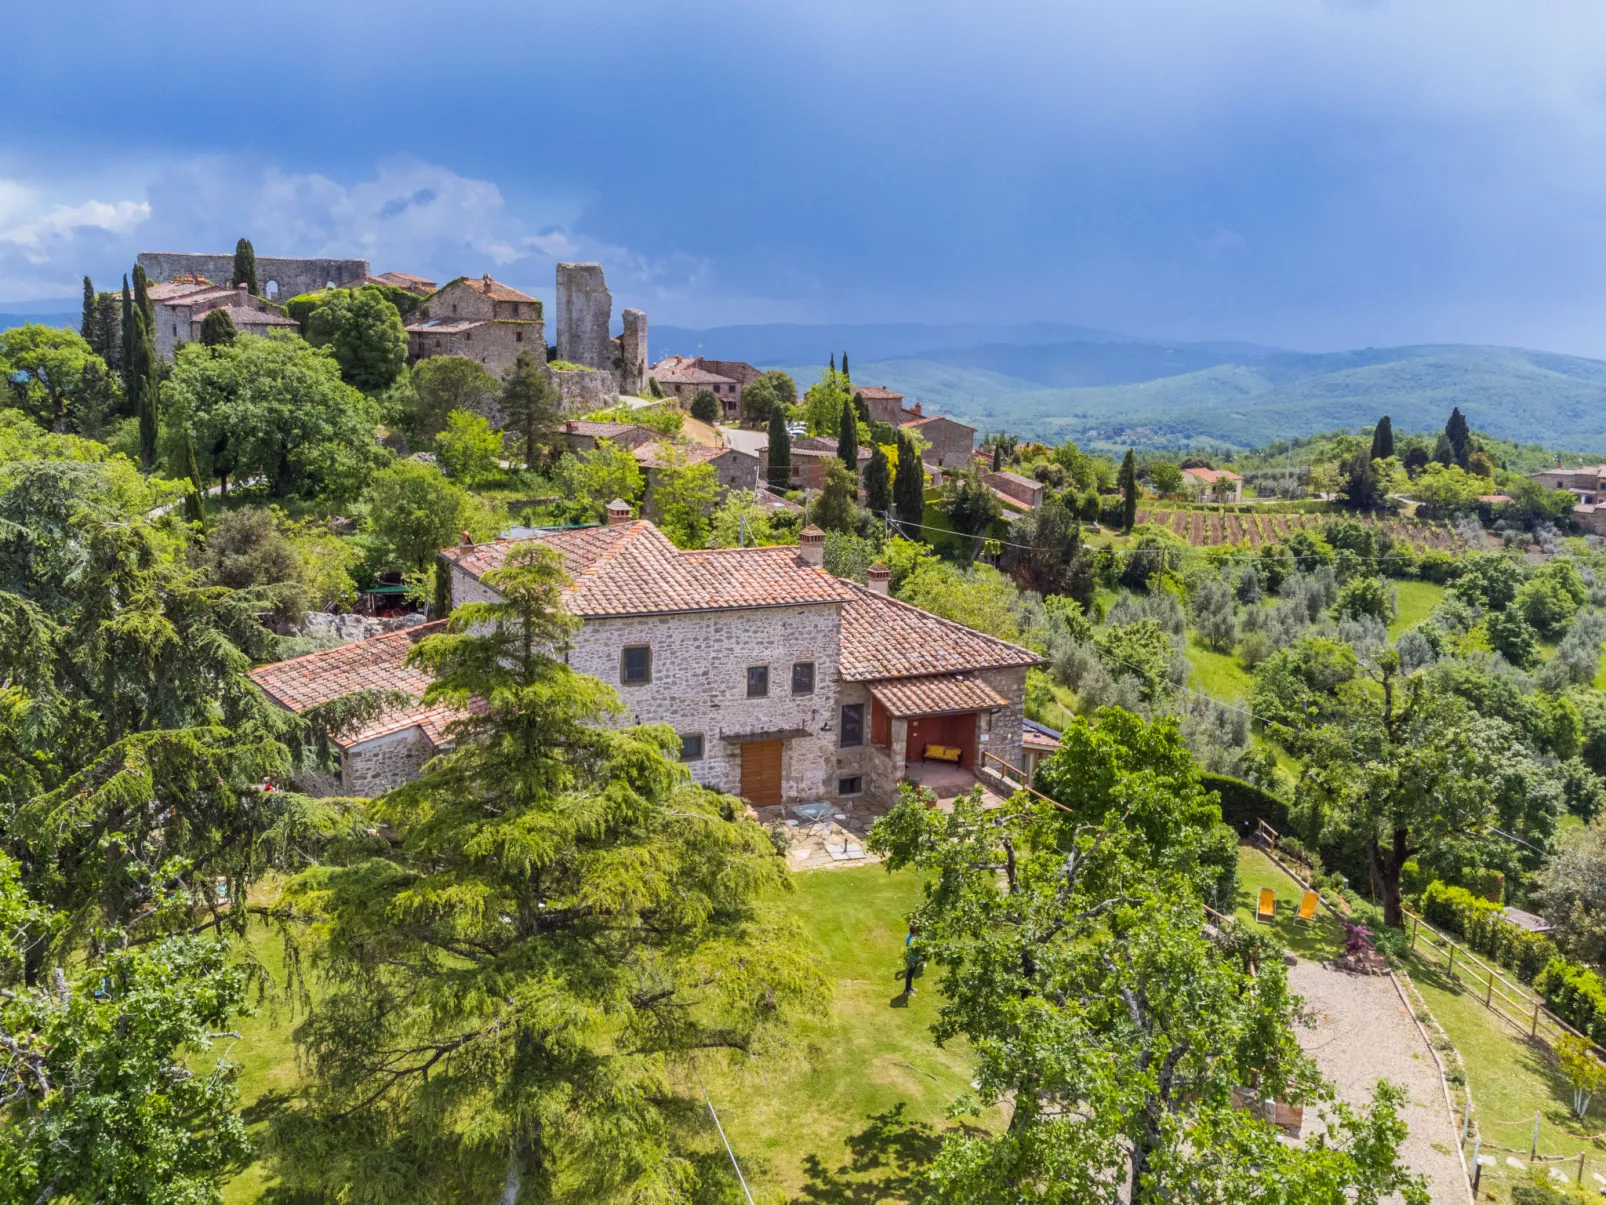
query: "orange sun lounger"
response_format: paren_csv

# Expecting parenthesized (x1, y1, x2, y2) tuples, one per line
(1294, 890, 1318, 925)
(1255, 888, 1276, 924)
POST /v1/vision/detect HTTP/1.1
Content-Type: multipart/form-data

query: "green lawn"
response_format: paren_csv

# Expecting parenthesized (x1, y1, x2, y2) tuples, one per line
(1186, 637, 1253, 701)
(1232, 845, 1344, 963)
(219, 865, 985, 1205)
(1389, 579, 1445, 638)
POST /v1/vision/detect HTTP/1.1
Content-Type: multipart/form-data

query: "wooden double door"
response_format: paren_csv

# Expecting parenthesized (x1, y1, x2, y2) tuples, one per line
(740, 739, 784, 805)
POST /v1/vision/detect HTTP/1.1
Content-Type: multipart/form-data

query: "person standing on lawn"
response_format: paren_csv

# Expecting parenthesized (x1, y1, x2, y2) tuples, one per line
(902, 922, 921, 996)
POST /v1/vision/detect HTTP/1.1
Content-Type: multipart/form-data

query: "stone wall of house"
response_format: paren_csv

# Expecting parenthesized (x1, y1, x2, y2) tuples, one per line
(911, 417, 978, 469)
(556, 263, 612, 372)
(567, 604, 843, 803)
(975, 664, 1030, 774)
(449, 562, 504, 610)
(547, 366, 617, 412)
(409, 322, 539, 380)
(340, 728, 438, 797)
(137, 253, 369, 302)
(615, 309, 648, 396)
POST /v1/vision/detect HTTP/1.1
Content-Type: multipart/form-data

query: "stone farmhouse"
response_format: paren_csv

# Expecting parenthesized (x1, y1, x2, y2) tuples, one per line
(1530, 464, 1606, 534)
(854, 385, 910, 425)
(649, 356, 761, 418)
(634, 441, 759, 499)
(148, 281, 299, 359)
(903, 413, 978, 470)
(985, 470, 1045, 510)
(406, 274, 544, 377)
(250, 517, 1042, 806)
(1181, 467, 1244, 502)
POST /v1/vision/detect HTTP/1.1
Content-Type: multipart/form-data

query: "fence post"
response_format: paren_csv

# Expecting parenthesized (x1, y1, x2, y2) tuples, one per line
(1471, 1136, 1480, 1185)
(1531, 1110, 1541, 1159)
(1410, 915, 1418, 951)
(1461, 1101, 1471, 1145)
(1532, 1001, 1541, 1038)
(1580, 1150, 1587, 1185)
(1486, 970, 1494, 1008)
(1447, 943, 1455, 978)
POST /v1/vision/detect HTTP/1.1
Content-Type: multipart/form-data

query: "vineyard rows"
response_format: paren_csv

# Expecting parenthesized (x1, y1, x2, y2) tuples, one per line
(1131, 509, 1463, 551)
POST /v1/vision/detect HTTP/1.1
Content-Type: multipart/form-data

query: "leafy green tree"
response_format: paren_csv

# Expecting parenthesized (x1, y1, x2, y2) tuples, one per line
(182, 431, 206, 530)
(302, 287, 408, 393)
(1149, 461, 1183, 497)
(1333, 576, 1391, 623)
(1371, 415, 1394, 461)
(1118, 447, 1139, 529)
(120, 275, 134, 385)
(836, 397, 859, 470)
(767, 405, 791, 488)
(802, 365, 849, 435)
(1007, 495, 1090, 604)
(740, 369, 796, 425)
(79, 275, 95, 343)
(1191, 574, 1238, 651)
(166, 336, 382, 499)
(1486, 607, 1539, 667)
(894, 432, 925, 534)
(1517, 575, 1580, 638)
(863, 441, 892, 515)
(0, 324, 100, 432)
(870, 712, 1424, 1204)
(273, 544, 825, 1203)
(0, 897, 253, 1205)
(897, 560, 1034, 645)
(852, 389, 870, 424)
(363, 459, 502, 571)
(943, 468, 1001, 559)
(646, 447, 719, 548)
(84, 287, 122, 370)
(814, 458, 858, 534)
(198, 307, 235, 348)
(67, 357, 119, 441)
(709, 489, 784, 547)
(688, 388, 719, 422)
(1558, 1036, 1606, 1119)
(230, 237, 258, 294)
(194, 506, 306, 618)
(405, 354, 498, 442)
(435, 408, 503, 484)
(552, 442, 644, 522)
(1413, 462, 1483, 514)
(1119, 524, 1188, 591)
(1450, 550, 1522, 610)
(500, 349, 562, 470)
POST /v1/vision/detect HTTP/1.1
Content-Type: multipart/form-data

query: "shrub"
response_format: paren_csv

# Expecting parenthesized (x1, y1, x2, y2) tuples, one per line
(1200, 771, 1290, 835)
(1421, 881, 1558, 983)
(1536, 958, 1606, 1045)
(1416, 550, 1456, 582)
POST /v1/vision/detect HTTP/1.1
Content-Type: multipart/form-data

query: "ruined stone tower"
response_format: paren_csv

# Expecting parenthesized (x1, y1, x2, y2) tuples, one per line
(555, 263, 612, 373)
(616, 308, 648, 397)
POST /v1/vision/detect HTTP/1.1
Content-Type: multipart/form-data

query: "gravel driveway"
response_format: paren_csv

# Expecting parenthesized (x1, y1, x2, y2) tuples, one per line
(1288, 960, 1471, 1204)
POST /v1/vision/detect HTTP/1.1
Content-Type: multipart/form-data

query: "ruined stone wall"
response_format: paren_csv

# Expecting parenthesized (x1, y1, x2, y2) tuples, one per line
(137, 253, 369, 301)
(614, 309, 648, 397)
(546, 366, 617, 412)
(566, 603, 843, 804)
(555, 263, 612, 372)
(340, 728, 437, 797)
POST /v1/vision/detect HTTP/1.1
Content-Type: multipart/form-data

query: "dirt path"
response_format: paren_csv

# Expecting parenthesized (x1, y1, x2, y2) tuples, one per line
(1288, 960, 1471, 1204)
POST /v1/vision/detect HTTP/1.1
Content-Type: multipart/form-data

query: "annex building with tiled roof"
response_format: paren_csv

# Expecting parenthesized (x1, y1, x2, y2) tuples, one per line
(150, 282, 300, 359)
(252, 516, 1041, 804)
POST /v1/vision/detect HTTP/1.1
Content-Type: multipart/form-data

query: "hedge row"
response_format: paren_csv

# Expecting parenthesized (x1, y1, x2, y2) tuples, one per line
(1534, 959, 1606, 1046)
(1200, 772, 1290, 835)
(1419, 881, 1558, 982)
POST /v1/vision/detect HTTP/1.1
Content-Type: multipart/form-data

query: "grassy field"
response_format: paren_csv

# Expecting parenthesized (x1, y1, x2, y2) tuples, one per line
(1389, 579, 1446, 638)
(218, 865, 986, 1205)
(1186, 636, 1253, 701)
(1232, 844, 1344, 962)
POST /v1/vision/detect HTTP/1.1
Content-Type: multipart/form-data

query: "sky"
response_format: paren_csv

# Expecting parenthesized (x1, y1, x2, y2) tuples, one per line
(6, 0, 1606, 354)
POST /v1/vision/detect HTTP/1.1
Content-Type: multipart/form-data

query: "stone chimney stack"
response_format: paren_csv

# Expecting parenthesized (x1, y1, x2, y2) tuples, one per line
(799, 525, 825, 567)
(605, 499, 632, 526)
(482, 272, 493, 293)
(866, 563, 890, 595)
(459, 531, 474, 547)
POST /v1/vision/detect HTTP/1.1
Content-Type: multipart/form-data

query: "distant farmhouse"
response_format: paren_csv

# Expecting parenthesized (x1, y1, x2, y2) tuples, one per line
(250, 516, 1041, 805)
(1530, 464, 1606, 534)
(649, 356, 761, 419)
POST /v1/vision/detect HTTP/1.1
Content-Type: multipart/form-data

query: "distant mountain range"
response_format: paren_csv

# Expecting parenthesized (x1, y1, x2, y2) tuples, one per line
(656, 323, 1606, 455)
(6, 306, 1603, 454)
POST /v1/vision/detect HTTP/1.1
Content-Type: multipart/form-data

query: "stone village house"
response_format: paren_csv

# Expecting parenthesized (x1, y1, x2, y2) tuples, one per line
(250, 515, 1042, 806)
(406, 274, 544, 377)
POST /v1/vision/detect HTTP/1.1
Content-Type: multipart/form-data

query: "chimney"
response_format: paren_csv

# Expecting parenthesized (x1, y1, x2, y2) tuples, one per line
(459, 531, 474, 547)
(799, 525, 825, 567)
(866, 562, 890, 595)
(482, 272, 493, 293)
(605, 499, 632, 526)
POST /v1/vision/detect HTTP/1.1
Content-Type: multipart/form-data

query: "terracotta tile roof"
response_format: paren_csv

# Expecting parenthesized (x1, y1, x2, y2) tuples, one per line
(987, 470, 1041, 490)
(900, 413, 973, 432)
(159, 287, 238, 310)
(148, 280, 219, 302)
(407, 318, 491, 334)
(852, 385, 903, 400)
(839, 584, 1044, 681)
(656, 364, 738, 386)
(869, 674, 1008, 717)
(196, 305, 298, 328)
(249, 622, 465, 749)
(789, 446, 872, 461)
(377, 271, 436, 290)
(1182, 467, 1243, 484)
(441, 522, 857, 618)
(1022, 729, 1060, 751)
(564, 420, 652, 440)
(633, 441, 751, 469)
(458, 275, 539, 303)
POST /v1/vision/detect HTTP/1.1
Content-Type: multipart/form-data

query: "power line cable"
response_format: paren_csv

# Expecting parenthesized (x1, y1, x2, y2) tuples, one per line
(693, 1061, 756, 1205)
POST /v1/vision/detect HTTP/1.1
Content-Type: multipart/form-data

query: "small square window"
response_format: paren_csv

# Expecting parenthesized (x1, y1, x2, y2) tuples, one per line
(515, 330, 524, 343)
(680, 733, 704, 761)
(791, 662, 815, 695)
(621, 645, 651, 685)
(840, 703, 864, 748)
(511, 302, 520, 317)
(747, 665, 769, 697)
(838, 775, 863, 796)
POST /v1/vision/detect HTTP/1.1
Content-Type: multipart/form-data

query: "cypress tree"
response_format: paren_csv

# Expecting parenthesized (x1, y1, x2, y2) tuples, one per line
(95, 292, 121, 369)
(130, 267, 159, 469)
(81, 276, 96, 344)
(766, 407, 791, 490)
(1370, 415, 1394, 462)
(864, 443, 892, 516)
(199, 308, 236, 348)
(1445, 407, 1471, 469)
(183, 432, 207, 530)
(829, 353, 836, 376)
(1432, 432, 1456, 468)
(852, 390, 870, 425)
(841, 351, 849, 381)
(836, 398, 859, 473)
(991, 444, 1002, 472)
(894, 433, 925, 535)
(231, 238, 258, 295)
(120, 275, 134, 391)
(1119, 448, 1139, 530)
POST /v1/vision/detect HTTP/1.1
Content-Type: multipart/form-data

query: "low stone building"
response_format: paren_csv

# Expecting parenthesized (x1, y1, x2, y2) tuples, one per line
(650, 356, 749, 418)
(634, 440, 760, 497)
(375, 271, 436, 296)
(985, 470, 1045, 510)
(251, 520, 1041, 803)
(901, 413, 978, 470)
(760, 444, 873, 491)
(1531, 465, 1606, 492)
(855, 385, 910, 425)
(561, 419, 658, 453)
(152, 282, 299, 358)
(406, 274, 544, 377)
(1181, 467, 1244, 502)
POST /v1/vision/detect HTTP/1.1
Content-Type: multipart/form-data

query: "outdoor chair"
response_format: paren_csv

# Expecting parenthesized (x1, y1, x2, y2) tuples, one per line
(1294, 890, 1318, 926)
(924, 744, 962, 764)
(1256, 888, 1276, 924)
